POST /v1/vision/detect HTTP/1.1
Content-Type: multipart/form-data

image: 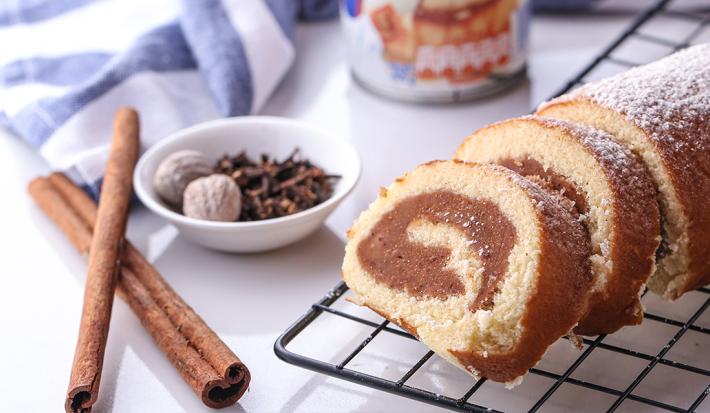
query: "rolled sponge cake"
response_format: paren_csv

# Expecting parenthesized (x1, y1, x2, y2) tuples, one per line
(538, 43, 710, 300)
(342, 160, 592, 383)
(455, 116, 660, 335)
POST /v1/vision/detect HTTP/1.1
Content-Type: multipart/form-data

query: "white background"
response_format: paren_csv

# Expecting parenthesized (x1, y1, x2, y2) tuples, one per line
(2, 8, 709, 413)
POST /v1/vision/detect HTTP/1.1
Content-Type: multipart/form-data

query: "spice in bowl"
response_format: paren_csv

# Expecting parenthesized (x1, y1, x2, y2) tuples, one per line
(152, 148, 340, 222)
(153, 149, 213, 207)
(183, 174, 242, 221)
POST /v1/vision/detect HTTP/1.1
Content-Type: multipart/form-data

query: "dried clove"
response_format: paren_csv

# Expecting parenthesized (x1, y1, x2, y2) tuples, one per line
(214, 149, 340, 221)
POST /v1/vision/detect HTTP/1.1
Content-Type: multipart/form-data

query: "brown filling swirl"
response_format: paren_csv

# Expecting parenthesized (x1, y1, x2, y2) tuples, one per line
(357, 191, 516, 312)
(499, 157, 589, 216)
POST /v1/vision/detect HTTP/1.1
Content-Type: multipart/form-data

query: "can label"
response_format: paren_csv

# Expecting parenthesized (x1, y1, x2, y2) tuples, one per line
(342, 0, 530, 101)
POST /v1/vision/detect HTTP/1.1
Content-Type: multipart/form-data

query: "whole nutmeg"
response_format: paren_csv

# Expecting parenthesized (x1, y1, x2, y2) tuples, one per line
(153, 149, 213, 207)
(183, 174, 242, 221)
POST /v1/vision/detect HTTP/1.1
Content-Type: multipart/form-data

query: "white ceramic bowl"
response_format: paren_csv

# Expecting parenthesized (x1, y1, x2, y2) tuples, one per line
(134, 116, 360, 253)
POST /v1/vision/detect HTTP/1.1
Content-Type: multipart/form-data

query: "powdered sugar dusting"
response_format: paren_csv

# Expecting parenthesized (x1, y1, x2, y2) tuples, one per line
(493, 165, 589, 258)
(574, 44, 710, 154)
(540, 45, 710, 296)
(536, 116, 633, 167)
(535, 117, 656, 201)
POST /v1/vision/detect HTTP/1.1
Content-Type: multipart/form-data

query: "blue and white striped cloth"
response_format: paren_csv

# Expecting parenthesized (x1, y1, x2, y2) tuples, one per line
(0, 0, 337, 195)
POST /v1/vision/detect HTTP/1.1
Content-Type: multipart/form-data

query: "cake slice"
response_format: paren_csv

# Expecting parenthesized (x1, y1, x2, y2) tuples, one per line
(342, 160, 592, 383)
(537, 44, 710, 299)
(455, 116, 660, 335)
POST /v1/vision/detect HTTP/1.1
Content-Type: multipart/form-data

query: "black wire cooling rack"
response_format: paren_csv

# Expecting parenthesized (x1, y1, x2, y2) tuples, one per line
(274, 1, 710, 411)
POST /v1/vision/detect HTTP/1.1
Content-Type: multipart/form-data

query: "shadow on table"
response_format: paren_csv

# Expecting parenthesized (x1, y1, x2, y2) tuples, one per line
(33, 199, 346, 412)
(107, 225, 345, 412)
(147, 224, 346, 335)
(93, 304, 247, 413)
(46, 203, 346, 335)
(277, 324, 380, 413)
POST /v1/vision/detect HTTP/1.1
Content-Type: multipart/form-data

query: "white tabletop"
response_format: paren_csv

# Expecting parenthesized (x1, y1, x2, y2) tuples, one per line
(2, 12, 708, 413)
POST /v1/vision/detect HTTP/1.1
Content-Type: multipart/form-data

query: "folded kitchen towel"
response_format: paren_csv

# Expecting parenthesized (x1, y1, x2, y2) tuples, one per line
(0, 0, 337, 196)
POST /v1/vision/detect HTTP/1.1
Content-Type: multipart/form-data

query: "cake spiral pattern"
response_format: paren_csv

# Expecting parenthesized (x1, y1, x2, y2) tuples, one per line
(343, 160, 592, 383)
(455, 116, 660, 335)
(342, 44, 709, 386)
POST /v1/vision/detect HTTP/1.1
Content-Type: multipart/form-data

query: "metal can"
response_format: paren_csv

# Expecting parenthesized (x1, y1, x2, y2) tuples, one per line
(341, 0, 531, 103)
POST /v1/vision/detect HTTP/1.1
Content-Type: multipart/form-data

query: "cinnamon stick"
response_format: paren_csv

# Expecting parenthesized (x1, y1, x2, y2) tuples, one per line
(119, 267, 246, 409)
(30, 175, 250, 408)
(27, 178, 93, 253)
(63, 107, 140, 413)
(48, 172, 247, 383)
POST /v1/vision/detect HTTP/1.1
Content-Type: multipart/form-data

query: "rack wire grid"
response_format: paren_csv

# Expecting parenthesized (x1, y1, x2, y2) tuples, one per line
(274, 0, 710, 411)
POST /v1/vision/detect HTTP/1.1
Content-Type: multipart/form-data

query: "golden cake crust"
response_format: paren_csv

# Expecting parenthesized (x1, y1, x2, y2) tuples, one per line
(538, 44, 710, 298)
(455, 116, 660, 335)
(343, 160, 592, 383)
(534, 117, 659, 334)
(451, 163, 592, 381)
